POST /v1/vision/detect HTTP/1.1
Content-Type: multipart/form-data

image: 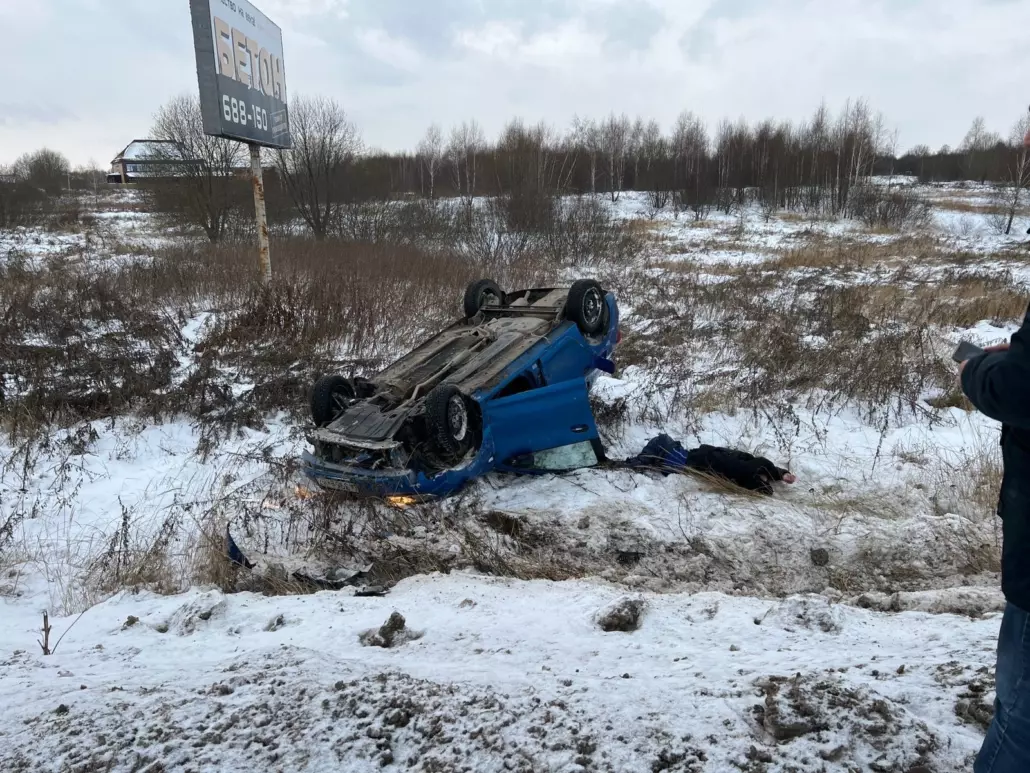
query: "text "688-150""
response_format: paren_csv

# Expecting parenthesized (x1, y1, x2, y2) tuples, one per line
(222, 95, 268, 131)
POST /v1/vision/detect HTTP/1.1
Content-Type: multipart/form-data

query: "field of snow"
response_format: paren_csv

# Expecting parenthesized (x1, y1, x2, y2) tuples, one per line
(2, 182, 1028, 771)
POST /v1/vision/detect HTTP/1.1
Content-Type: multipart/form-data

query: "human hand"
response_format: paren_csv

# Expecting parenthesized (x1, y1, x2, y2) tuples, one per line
(959, 342, 1007, 376)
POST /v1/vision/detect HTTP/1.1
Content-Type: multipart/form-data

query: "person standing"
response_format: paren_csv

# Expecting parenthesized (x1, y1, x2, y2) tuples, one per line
(960, 300, 1030, 772)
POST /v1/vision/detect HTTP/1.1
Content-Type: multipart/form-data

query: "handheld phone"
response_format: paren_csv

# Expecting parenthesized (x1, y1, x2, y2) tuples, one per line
(952, 341, 986, 364)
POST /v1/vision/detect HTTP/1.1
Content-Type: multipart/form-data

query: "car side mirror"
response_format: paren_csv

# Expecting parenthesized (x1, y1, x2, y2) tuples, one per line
(593, 357, 616, 375)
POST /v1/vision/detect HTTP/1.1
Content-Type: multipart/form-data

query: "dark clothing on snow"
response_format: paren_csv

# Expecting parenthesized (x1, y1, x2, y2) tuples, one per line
(962, 303, 1030, 614)
(624, 434, 791, 496)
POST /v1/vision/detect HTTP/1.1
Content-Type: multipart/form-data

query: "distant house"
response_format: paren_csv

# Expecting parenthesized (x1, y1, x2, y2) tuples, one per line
(108, 140, 204, 184)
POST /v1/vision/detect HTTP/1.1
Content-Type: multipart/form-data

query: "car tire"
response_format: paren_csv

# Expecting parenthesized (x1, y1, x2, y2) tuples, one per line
(463, 279, 504, 319)
(565, 279, 608, 336)
(424, 384, 474, 465)
(310, 375, 355, 428)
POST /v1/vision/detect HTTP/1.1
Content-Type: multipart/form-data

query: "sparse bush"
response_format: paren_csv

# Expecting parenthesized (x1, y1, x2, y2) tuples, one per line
(336, 197, 399, 243)
(545, 195, 643, 266)
(849, 184, 932, 231)
(0, 181, 51, 231)
(645, 188, 671, 217)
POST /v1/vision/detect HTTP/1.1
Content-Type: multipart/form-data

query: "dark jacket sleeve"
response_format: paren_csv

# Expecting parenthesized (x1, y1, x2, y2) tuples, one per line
(961, 323, 1030, 429)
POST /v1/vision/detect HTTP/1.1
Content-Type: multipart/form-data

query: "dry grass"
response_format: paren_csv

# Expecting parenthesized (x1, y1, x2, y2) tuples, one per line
(656, 231, 1021, 277)
(935, 199, 1015, 216)
(624, 218, 665, 236)
(768, 234, 944, 271)
(610, 247, 1029, 430)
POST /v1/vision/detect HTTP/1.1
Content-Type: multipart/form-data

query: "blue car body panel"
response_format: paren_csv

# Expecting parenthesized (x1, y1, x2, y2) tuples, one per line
(302, 292, 619, 499)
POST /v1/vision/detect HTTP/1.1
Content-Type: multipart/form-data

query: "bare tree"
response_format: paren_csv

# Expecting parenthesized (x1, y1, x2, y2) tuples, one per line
(637, 119, 672, 212)
(274, 96, 362, 240)
(599, 113, 631, 202)
(830, 99, 879, 217)
(78, 159, 105, 206)
(13, 148, 70, 195)
(639, 120, 664, 172)
(417, 124, 444, 199)
(448, 121, 485, 200)
(628, 117, 646, 188)
(961, 116, 1002, 184)
(995, 114, 1030, 235)
(448, 120, 485, 225)
(494, 119, 572, 231)
(571, 116, 601, 194)
(146, 95, 247, 242)
(672, 112, 712, 218)
(906, 144, 932, 181)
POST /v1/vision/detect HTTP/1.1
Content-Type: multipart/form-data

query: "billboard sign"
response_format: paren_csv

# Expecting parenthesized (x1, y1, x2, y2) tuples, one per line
(189, 0, 292, 149)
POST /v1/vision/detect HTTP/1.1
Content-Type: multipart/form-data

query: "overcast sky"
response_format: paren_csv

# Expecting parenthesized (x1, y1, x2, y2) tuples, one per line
(1, 0, 1027, 167)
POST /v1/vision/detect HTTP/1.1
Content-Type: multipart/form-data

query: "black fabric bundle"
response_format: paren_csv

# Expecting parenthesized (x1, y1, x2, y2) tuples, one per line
(623, 434, 791, 495)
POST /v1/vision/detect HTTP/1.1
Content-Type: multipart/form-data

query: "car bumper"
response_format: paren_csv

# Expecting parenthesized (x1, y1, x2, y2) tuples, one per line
(301, 451, 472, 500)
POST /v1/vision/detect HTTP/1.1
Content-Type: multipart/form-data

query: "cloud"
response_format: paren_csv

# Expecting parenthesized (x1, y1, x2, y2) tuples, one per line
(0, 104, 76, 127)
(354, 28, 424, 72)
(1, 0, 1029, 165)
(259, 0, 349, 23)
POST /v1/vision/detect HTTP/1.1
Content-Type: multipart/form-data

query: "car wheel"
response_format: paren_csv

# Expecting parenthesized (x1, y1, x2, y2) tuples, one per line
(310, 375, 355, 428)
(424, 384, 475, 464)
(463, 279, 504, 319)
(565, 279, 608, 336)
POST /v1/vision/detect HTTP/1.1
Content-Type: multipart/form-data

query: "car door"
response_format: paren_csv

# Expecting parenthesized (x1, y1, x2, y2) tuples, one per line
(482, 376, 599, 465)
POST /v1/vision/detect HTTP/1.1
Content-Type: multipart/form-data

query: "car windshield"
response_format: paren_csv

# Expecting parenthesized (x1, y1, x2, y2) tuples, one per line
(515, 441, 599, 472)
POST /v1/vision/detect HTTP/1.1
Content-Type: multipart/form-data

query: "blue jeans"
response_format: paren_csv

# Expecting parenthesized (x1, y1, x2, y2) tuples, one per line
(976, 603, 1030, 773)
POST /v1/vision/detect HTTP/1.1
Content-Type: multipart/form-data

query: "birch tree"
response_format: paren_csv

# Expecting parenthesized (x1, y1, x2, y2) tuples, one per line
(417, 124, 445, 199)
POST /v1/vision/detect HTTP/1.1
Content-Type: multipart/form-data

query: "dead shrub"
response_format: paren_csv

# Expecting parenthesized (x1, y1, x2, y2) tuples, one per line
(0, 261, 182, 437)
(544, 195, 644, 267)
(81, 510, 190, 599)
(848, 184, 932, 231)
(0, 182, 53, 231)
(611, 261, 970, 427)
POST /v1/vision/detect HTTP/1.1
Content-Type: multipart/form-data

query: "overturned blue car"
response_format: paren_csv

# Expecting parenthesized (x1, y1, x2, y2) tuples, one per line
(301, 278, 620, 500)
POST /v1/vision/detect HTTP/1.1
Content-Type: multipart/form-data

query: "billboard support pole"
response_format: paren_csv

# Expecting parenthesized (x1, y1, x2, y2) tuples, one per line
(249, 142, 272, 284)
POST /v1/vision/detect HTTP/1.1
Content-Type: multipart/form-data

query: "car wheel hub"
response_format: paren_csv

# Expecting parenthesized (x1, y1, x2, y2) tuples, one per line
(583, 289, 602, 326)
(447, 396, 468, 442)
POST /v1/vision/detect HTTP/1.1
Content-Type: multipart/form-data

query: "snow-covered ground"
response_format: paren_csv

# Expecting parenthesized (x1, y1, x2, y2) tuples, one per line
(1, 182, 1028, 771)
(0, 573, 1001, 772)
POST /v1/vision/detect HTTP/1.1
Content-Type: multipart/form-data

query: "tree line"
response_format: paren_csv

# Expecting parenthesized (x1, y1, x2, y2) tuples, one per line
(3, 96, 1029, 240)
